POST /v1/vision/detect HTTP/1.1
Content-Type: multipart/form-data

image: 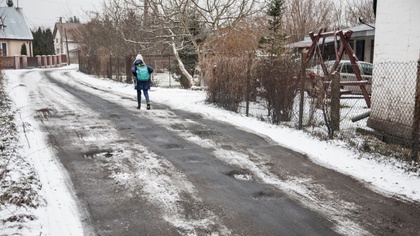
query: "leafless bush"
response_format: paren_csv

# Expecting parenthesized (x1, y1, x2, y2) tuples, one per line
(203, 56, 249, 112)
(254, 57, 301, 124)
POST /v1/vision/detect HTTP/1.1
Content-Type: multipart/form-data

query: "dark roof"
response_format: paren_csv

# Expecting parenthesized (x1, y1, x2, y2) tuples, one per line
(0, 6, 33, 40)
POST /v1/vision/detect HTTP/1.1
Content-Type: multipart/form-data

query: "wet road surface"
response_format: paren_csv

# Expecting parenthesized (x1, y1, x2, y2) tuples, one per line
(23, 69, 420, 235)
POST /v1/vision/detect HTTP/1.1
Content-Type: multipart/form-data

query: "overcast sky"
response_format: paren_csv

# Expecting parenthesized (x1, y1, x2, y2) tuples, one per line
(8, 0, 102, 29)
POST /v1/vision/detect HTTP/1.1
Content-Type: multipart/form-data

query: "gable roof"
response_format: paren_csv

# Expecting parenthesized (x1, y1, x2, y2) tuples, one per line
(0, 6, 33, 40)
(288, 24, 375, 49)
(53, 22, 83, 41)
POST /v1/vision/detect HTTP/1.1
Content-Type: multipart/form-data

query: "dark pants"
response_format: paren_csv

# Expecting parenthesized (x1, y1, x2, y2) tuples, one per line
(136, 89, 150, 107)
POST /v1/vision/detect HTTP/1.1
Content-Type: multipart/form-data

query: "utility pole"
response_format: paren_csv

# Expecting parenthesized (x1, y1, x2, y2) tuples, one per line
(65, 28, 70, 64)
(59, 17, 63, 54)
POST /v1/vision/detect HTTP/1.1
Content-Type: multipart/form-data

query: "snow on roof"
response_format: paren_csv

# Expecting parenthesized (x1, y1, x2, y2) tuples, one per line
(0, 6, 33, 40)
(289, 24, 375, 49)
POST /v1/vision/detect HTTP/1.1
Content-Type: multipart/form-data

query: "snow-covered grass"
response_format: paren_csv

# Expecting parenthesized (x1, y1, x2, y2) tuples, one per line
(1, 65, 420, 234)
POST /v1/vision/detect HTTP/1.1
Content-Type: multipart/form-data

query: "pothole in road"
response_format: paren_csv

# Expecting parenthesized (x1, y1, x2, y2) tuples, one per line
(182, 155, 205, 163)
(252, 190, 281, 200)
(84, 149, 115, 159)
(191, 129, 219, 137)
(35, 108, 53, 123)
(226, 169, 253, 181)
(220, 145, 234, 150)
(109, 113, 120, 119)
(162, 143, 185, 150)
(170, 123, 187, 130)
(88, 125, 108, 129)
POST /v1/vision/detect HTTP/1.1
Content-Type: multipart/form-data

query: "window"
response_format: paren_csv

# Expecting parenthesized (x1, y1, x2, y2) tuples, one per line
(342, 63, 354, 74)
(1, 43, 7, 56)
(356, 40, 365, 61)
(361, 63, 373, 75)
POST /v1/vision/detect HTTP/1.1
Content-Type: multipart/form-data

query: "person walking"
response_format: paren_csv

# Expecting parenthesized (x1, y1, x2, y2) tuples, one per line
(131, 54, 154, 110)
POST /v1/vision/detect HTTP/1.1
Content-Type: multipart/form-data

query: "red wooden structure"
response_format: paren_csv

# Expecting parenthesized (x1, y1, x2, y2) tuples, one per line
(305, 29, 371, 108)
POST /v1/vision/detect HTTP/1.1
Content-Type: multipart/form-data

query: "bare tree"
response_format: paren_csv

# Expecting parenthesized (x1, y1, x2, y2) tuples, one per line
(330, 0, 349, 29)
(124, 0, 261, 86)
(344, 0, 375, 26)
(283, 0, 375, 43)
(284, 0, 334, 43)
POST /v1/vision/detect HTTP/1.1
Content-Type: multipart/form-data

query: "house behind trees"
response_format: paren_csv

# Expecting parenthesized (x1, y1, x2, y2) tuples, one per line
(53, 18, 82, 64)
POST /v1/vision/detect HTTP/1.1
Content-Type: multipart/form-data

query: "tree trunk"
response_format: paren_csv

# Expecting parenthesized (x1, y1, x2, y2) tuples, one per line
(169, 31, 193, 87)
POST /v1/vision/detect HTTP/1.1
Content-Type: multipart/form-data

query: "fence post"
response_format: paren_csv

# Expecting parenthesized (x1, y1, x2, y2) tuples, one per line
(299, 51, 308, 130)
(117, 57, 120, 81)
(108, 54, 112, 80)
(14, 56, 20, 69)
(168, 55, 172, 87)
(331, 71, 341, 132)
(246, 53, 252, 117)
(411, 57, 420, 162)
(126, 56, 132, 83)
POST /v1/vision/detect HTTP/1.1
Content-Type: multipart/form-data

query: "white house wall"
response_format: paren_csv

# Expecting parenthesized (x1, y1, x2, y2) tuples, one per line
(54, 30, 63, 54)
(373, 0, 420, 62)
(367, 0, 420, 139)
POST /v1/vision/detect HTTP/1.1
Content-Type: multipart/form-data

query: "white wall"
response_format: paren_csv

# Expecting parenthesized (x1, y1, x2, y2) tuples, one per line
(373, 0, 420, 63)
(54, 30, 63, 55)
(368, 0, 420, 139)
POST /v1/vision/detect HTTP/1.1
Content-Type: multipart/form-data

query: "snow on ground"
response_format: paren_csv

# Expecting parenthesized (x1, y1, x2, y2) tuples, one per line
(2, 65, 420, 234)
(2, 69, 86, 235)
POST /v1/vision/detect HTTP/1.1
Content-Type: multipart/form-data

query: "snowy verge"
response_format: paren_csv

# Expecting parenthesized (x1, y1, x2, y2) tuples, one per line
(1, 70, 86, 235)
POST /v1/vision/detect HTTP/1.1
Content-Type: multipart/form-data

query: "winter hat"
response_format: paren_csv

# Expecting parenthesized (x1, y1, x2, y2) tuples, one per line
(135, 54, 144, 62)
(134, 54, 144, 65)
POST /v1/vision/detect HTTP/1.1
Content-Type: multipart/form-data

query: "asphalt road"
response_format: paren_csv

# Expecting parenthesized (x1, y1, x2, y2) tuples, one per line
(24, 69, 420, 235)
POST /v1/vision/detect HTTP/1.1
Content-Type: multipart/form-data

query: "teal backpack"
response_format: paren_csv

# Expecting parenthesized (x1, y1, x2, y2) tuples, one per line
(136, 64, 150, 81)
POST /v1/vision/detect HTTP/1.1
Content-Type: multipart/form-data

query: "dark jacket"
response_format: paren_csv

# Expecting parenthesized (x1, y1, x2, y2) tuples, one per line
(131, 59, 154, 90)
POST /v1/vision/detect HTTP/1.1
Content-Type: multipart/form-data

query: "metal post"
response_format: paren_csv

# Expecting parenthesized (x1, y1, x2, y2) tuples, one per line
(411, 58, 420, 162)
(109, 53, 112, 79)
(331, 71, 341, 132)
(299, 51, 308, 130)
(169, 55, 171, 88)
(65, 28, 70, 65)
(117, 57, 120, 81)
(246, 54, 252, 117)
